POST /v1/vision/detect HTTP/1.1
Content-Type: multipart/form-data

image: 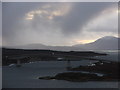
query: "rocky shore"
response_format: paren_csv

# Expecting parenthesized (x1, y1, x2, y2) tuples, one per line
(39, 61, 119, 82)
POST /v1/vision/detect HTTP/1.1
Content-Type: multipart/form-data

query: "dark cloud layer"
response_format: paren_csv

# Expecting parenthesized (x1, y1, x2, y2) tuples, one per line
(0, 2, 2, 46)
(2, 2, 45, 45)
(60, 2, 115, 35)
(3, 3, 41, 37)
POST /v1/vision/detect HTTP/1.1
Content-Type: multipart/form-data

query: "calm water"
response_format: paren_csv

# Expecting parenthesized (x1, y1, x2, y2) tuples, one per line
(2, 50, 119, 88)
(94, 50, 119, 62)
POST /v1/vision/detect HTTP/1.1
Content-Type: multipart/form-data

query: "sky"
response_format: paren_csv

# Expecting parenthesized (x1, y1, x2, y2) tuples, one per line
(0, 2, 2, 46)
(2, 2, 118, 46)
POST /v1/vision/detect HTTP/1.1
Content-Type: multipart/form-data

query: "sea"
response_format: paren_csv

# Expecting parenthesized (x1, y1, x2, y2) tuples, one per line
(2, 50, 119, 88)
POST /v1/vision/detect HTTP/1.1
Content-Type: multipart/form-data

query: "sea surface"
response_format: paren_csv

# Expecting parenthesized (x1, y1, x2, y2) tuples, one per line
(2, 50, 119, 88)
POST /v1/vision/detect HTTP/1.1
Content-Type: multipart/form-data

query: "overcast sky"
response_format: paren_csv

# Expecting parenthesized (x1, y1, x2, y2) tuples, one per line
(0, 2, 1, 28)
(2, 2, 118, 46)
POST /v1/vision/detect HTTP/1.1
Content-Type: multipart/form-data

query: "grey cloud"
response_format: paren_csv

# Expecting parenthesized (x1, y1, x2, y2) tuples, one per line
(58, 2, 117, 35)
(2, 2, 117, 46)
(3, 2, 41, 37)
(2, 2, 48, 45)
(0, 2, 2, 46)
(2, 2, 62, 37)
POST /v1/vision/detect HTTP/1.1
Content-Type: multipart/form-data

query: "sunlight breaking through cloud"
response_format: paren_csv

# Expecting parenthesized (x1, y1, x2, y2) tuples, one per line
(2, 2, 118, 46)
(25, 4, 71, 20)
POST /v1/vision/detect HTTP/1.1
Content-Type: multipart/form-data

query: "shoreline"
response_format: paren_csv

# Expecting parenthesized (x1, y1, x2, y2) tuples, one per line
(39, 61, 119, 82)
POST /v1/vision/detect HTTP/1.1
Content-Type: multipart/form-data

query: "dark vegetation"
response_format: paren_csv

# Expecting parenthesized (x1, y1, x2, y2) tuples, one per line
(2, 48, 107, 66)
(71, 61, 119, 75)
(39, 61, 120, 82)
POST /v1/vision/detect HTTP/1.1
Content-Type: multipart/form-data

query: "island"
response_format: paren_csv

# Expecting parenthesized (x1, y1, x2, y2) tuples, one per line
(39, 61, 119, 82)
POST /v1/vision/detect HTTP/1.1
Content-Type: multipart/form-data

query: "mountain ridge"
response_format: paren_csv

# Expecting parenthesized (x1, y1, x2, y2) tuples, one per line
(3, 36, 119, 51)
(73, 36, 119, 50)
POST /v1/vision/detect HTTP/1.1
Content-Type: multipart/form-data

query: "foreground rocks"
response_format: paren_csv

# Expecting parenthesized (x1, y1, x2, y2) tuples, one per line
(70, 61, 119, 78)
(39, 61, 119, 82)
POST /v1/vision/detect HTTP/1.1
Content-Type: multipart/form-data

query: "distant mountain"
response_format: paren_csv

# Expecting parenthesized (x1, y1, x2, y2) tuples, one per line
(17, 43, 48, 49)
(3, 36, 119, 51)
(73, 36, 119, 50)
(4, 43, 83, 51)
(3, 43, 48, 49)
